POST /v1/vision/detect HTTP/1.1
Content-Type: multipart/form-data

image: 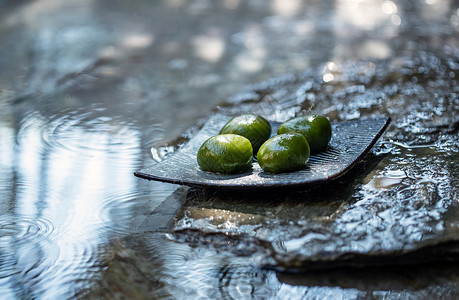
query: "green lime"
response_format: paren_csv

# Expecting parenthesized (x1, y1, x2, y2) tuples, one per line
(219, 114, 271, 154)
(197, 134, 253, 174)
(277, 114, 331, 154)
(257, 133, 310, 173)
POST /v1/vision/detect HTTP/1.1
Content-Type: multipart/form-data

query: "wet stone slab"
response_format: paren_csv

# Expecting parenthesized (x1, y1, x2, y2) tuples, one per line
(166, 49, 459, 272)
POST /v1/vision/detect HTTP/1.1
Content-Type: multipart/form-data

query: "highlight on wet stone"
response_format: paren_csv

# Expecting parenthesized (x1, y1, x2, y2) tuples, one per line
(257, 132, 310, 174)
(219, 114, 271, 154)
(197, 134, 253, 174)
(277, 114, 332, 154)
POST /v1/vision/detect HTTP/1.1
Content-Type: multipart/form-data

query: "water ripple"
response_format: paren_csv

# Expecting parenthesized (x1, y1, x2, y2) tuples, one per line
(0, 214, 61, 298)
(0, 214, 61, 243)
(0, 213, 115, 298)
(17, 107, 143, 157)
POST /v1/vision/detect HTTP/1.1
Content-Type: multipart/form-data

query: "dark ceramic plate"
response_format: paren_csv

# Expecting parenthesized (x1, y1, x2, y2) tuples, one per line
(135, 114, 391, 189)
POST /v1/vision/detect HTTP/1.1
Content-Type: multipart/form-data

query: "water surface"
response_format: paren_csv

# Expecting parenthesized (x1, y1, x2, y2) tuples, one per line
(0, 0, 458, 298)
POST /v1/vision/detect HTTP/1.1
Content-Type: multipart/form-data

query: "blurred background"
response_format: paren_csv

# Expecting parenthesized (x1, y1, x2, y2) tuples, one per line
(0, 0, 458, 299)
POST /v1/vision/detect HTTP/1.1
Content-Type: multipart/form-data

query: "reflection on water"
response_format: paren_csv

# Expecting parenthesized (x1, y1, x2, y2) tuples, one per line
(0, 0, 458, 298)
(0, 103, 179, 298)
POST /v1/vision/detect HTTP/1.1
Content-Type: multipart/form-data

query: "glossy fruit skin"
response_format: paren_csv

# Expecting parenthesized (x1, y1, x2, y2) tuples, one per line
(257, 133, 310, 174)
(277, 115, 331, 154)
(219, 114, 271, 154)
(197, 134, 253, 174)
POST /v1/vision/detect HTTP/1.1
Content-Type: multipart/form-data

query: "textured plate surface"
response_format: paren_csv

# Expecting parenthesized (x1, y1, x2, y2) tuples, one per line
(135, 114, 390, 189)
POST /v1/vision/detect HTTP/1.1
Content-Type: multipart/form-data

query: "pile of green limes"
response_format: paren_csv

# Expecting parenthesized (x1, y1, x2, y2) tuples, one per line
(197, 114, 331, 174)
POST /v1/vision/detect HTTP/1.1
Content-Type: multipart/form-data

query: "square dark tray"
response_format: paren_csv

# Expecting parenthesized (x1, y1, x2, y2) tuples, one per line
(134, 114, 390, 189)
